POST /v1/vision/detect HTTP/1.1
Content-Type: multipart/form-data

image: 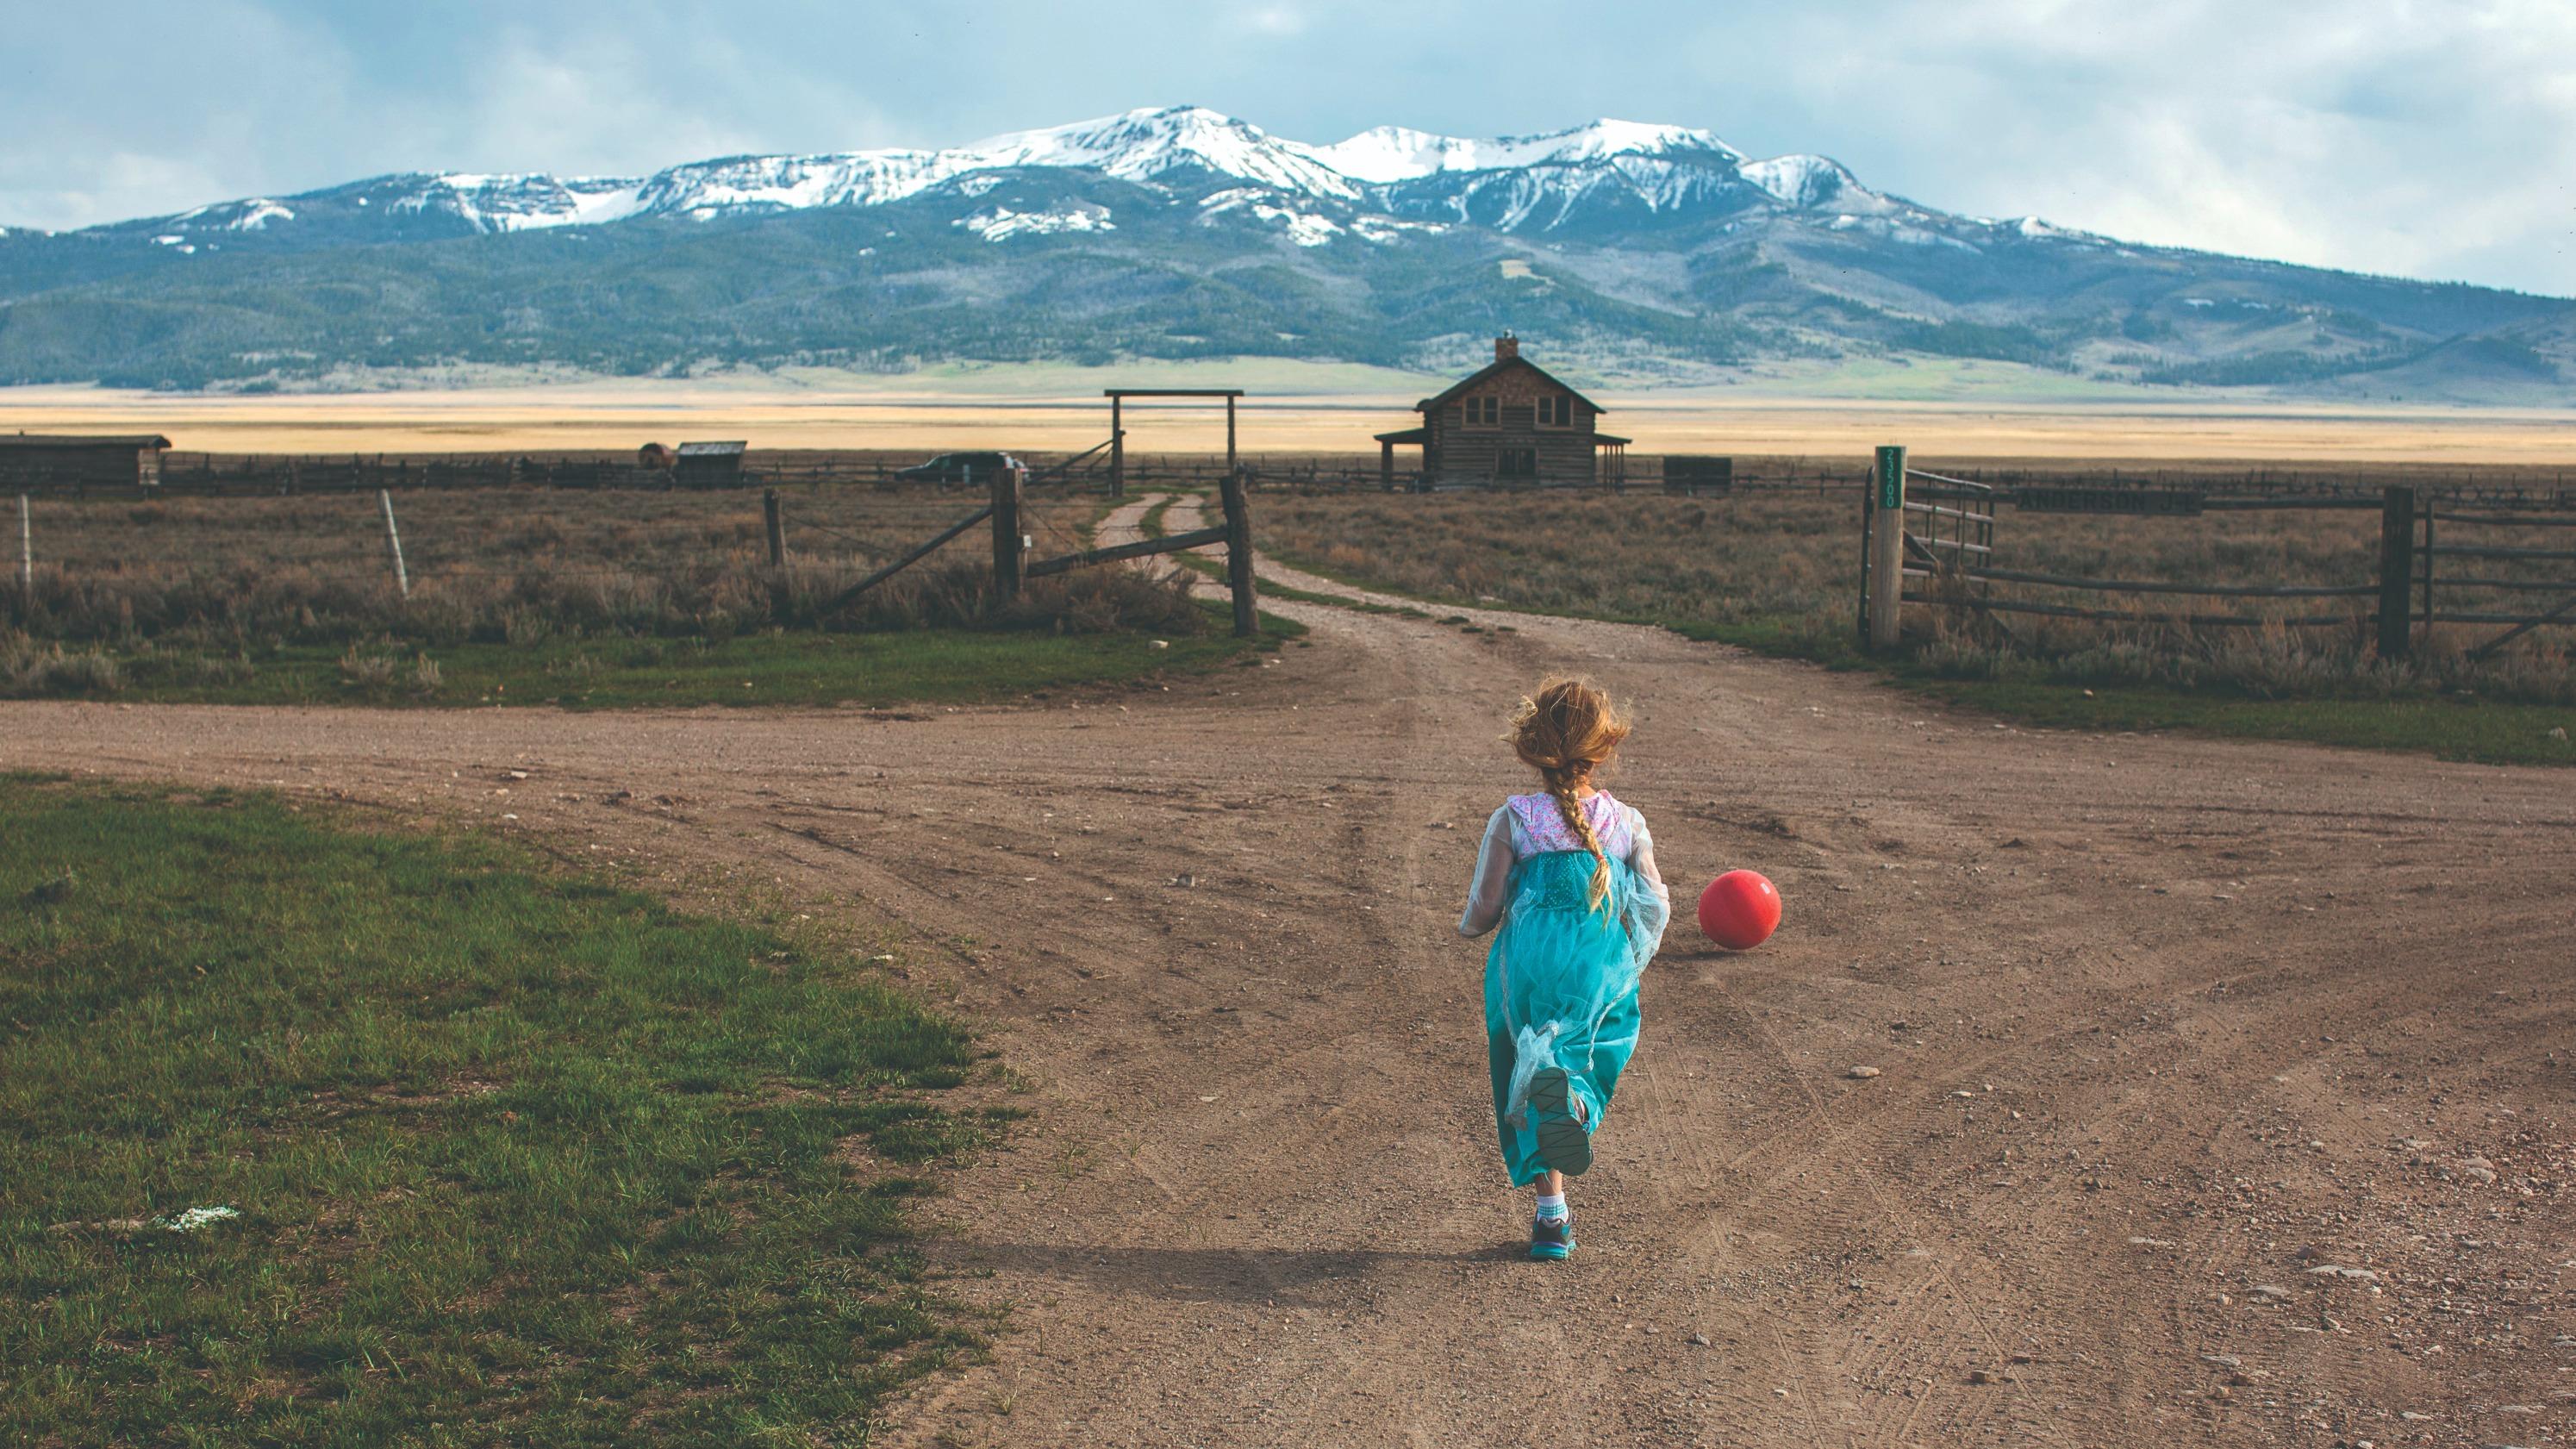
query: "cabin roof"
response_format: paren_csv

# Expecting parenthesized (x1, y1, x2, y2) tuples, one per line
(674, 440, 747, 459)
(1414, 356, 1606, 415)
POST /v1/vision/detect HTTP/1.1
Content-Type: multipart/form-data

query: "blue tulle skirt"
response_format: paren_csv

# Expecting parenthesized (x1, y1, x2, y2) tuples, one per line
(1481, 849, 1667, 1186)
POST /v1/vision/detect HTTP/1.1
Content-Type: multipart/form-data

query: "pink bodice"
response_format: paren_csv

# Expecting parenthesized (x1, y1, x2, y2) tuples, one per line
(1505, 791, 1635, 860)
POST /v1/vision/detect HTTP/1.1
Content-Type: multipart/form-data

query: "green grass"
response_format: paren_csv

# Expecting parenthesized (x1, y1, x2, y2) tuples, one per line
(1898, 678, 2576, 765)
(0, 778, 1007, 1445)
(10, 622, 1275, 710)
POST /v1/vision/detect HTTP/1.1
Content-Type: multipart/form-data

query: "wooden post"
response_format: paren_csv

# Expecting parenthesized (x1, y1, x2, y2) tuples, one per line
(2417, 494, 2436, 646)
(991, 464, 1025, 603)
(376, 489, 410, 600)
(1381, 439, 1394, 492)
(1867, 446, 1906, 650)
(1218, 464, 1258, 639)
(1110, 395, 1125, 500)
(762, 487, 788, 567)
(16, 493, 29, 592)
(1226, 396, 1238, 493)
(2377, 484, 2415, 659)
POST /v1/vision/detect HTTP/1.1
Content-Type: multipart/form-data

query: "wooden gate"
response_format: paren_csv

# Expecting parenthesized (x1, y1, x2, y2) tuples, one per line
(2415, 497, 2576, 659)
(828, 465, 1260, 639)
(1858, 447, 1998, 647)
(1860, 459, 2576, 659)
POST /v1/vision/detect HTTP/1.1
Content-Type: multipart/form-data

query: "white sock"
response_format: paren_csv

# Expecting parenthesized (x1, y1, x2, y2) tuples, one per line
(1536, 1192, 1568, 1220)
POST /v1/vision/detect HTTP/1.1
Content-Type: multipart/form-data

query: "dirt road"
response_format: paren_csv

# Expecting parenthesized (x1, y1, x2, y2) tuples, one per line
(5, 501, 2570, 1447)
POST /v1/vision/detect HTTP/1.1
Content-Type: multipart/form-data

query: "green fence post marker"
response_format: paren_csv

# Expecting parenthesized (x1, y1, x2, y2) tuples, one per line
(1868, 446, 1907, 649)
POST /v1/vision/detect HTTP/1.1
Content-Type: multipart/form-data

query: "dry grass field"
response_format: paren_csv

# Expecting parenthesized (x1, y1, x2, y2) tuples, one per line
(0, 481, 1244, 704)
(1259, 488, 2576, 706)
(4, 482, 1112, 642)
(11, 375, 2576, 462)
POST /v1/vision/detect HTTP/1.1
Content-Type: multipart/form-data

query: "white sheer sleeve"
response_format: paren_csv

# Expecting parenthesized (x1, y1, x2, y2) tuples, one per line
(1457, 806, 1519, 939)
(1625, 807, 1670, 907)
(1620, 805, 1674, 963)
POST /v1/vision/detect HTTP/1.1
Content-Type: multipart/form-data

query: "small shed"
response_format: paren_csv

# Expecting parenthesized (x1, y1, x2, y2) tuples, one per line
(1662, 455, 1734, 496)
(0, 433, 173, 491)
(671, 440, 748, 489)
(1374, 337, 1625, 489)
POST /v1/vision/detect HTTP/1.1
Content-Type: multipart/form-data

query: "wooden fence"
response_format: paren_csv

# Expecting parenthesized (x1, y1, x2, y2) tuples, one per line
(1861, 447, 2576, 657)
(12, 447, 2574, 506)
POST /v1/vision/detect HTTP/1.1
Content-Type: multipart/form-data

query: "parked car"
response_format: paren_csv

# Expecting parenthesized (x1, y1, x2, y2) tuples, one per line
(894, 451, 1022, 484)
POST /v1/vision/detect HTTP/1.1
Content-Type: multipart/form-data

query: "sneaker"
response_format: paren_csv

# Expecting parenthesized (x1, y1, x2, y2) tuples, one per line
(1529, 1067, 1593, 1176)
(1530, 1212, 1575, 1260)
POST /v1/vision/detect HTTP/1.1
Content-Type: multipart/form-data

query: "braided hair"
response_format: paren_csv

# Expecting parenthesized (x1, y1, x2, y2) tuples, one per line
(1507, 677, 1632, 910)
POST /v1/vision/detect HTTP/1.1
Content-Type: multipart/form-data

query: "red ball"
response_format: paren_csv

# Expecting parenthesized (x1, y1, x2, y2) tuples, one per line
(1697, 870, 1781, 951)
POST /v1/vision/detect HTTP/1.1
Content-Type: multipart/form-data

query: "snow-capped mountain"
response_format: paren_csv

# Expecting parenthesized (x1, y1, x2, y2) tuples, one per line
(4, 105, 2566, 395)
(87, 105, 1916, 247)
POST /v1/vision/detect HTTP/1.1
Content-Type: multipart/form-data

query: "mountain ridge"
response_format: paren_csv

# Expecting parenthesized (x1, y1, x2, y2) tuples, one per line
(56, 107, 1901, 243)
(0, 104, 2567, 397)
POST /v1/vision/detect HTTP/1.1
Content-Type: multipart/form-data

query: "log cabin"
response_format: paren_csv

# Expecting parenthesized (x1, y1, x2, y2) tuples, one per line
(0, 434, 172, 491)
(1375, 336, 1627, 489)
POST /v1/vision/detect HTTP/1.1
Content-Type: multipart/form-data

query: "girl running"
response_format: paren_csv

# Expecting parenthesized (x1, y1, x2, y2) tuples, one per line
(1458, 678, 1670, 1260)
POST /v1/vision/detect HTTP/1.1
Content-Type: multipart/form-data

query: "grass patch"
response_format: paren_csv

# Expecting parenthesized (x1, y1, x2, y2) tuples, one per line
(3, 626, 1266, 709)
(1898, 677, 2576, 766)
(0, 778, 1006, 1444)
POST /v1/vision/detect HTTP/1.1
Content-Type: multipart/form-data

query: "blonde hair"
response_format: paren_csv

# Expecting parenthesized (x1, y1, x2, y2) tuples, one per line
(1507, 677, 1631, 910)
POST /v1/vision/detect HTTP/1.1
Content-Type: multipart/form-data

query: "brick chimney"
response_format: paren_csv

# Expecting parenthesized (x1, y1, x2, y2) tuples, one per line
(1494, 333, 1519, 362)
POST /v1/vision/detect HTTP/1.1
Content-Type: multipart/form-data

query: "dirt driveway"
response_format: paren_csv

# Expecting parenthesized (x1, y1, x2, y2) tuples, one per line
(5, 500, 2570, 1447)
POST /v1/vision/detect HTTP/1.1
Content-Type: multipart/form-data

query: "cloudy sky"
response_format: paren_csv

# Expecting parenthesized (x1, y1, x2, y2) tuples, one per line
(6, 0, 2572, 295)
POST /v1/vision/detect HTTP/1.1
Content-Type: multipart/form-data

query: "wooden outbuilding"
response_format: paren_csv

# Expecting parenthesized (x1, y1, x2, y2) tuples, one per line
(1375, 337, 1626, 489)
(0, 433, 172, 491)
(671, 440, 747, 489)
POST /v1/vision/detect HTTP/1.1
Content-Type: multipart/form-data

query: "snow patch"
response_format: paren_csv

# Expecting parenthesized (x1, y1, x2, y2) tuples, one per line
(957, 203, 1115, 240)
(1200, 188, 1344, 245)
(1349, 214, 1446, 243)
(1738, 155, 1850, 209)
(227, 200, 296, 230)
(395, 174, 646, 233)
(1307, 118, 1736, 181)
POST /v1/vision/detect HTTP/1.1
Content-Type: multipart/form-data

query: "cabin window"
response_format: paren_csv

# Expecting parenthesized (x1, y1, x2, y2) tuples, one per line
(1498, 447, 1537, 478)
(1463, 397, 1500, 428)
(1537, 396, 1573, 428)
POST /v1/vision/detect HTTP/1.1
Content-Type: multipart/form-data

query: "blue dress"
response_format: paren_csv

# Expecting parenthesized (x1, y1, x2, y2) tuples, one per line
(1464, 794, 1669, 1186)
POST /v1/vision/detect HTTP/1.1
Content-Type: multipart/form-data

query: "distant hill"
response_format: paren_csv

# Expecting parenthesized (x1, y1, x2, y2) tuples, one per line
(1, 104, 2567, 398)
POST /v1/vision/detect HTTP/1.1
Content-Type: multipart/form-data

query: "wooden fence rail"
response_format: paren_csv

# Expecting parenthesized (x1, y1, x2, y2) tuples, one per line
(1026, 526, 1229, 578)
(820, 467, 1259, 638)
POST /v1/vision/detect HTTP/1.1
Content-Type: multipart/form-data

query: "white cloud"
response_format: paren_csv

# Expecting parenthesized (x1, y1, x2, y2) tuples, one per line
(1240, 5, 1308, 36)
(1658, 0, 2576, 291)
